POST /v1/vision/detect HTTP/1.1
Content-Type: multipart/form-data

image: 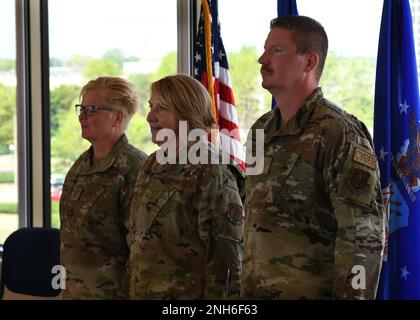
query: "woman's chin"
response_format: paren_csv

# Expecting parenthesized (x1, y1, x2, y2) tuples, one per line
(81, 131, 94, 143)
(151, 134, 158, 145)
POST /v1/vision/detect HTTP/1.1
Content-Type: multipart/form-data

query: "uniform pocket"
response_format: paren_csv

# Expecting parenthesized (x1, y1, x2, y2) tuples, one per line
(133, 175, 177, 240)
(61, 179, 107, 228)
(270, 151, 300, 204)
(246, 152, 299, 208)
(63, 170, 126, 226)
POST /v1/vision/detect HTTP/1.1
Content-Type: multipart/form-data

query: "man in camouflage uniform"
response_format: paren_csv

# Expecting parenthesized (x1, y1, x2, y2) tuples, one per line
(241, 16, 386, 299)
(60, 77, 147, 299)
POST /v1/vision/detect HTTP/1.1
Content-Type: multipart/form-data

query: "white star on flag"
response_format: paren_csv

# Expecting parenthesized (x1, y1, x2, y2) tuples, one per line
(194, 53, 201, 63)
(380, 146, 388, 161)
(401, 265, 410, 280)
(399, 100, 410, 114)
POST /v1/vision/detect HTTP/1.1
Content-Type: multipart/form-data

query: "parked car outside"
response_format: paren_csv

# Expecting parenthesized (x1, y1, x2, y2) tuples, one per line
(51, 174, 64, 202)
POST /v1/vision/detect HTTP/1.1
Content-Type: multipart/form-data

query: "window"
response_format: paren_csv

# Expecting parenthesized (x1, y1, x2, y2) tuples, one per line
(299, 0, 382, 131)
(0, 0, 18, 243)
(220, 0, 382, 135)
(219, 0, 276, 138)
(410, 0, 420, 78)
(48, 0, 177, 227)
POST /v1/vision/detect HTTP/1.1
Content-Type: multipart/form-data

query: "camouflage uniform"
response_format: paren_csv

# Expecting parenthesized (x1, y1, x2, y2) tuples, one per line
(127, 141, 244, 299)
(60, 134, 147, 299)
(242, 88, 386, 299)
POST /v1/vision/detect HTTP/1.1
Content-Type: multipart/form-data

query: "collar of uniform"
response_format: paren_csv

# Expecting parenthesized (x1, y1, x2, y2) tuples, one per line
(144, 153, 185, 178)
(265, 87, 323, 141)
(154, 138, 214, 167)
(207, 140, 246, 179)
(146, 139, 238, 176)
(79, 134, 129, 175)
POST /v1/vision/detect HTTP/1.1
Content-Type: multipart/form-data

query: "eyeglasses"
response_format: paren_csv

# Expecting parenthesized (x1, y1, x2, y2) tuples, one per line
(75, 104, 115, 116)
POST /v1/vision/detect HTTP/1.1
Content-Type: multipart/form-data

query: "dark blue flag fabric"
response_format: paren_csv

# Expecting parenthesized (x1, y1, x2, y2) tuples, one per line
(272, 0, 299, 109)
(374, 0, 420, 299)
(277, 0, 298, 17)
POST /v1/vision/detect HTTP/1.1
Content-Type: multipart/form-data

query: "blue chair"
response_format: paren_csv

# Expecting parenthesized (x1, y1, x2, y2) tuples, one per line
(1, 227, 62, 299)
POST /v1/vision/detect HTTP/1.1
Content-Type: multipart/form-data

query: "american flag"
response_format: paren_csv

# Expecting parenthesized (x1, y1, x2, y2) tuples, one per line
(193, 0, 245, 171)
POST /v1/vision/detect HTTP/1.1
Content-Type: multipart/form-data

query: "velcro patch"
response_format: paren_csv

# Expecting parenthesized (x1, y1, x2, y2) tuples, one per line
(226, 203, 244, 226)
(352, 146, 377, 170)
(349, 168, 371, 192)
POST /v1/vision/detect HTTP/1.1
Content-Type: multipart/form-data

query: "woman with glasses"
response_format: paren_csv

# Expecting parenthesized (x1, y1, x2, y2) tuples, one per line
(127, 74, 244, 299)
(60, 76, 147, 299)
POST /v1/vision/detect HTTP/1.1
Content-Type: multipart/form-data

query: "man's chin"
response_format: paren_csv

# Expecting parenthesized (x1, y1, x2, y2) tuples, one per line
(261, 81, 274, 91)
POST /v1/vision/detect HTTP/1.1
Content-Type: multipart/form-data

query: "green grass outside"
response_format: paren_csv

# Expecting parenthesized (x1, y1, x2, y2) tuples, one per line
(0, 172, 15, 183)
(0, 201, 60, 228)
(0, 202, 17, 214)
(51, 201, 60, 227)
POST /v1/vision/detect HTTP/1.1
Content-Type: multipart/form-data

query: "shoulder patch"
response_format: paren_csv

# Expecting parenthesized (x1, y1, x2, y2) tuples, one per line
(226, 203, 244, 226)
(352, 146, 377, 170)
(349, 168, 371, 193)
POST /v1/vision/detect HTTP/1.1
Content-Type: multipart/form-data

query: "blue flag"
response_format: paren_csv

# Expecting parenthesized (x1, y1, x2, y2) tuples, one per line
(374, 0, 420, 300)
(272, 0, 299, 109)
(277, 0, 298, 17)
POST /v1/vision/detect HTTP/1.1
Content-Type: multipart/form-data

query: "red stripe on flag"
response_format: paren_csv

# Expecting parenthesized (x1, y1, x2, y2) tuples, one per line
(219, 81, 235, 106)
(219, 117, 240, 141)
(200, 72, 209, 90)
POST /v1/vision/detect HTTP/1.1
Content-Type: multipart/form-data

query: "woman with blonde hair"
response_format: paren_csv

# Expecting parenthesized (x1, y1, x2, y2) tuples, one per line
(60, 76, 147, 299)
(127, 74, 244, 299)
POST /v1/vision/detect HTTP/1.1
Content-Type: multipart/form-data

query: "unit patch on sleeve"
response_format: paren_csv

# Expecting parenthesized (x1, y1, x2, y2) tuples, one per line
(349, 168, 371, 193)
(352, 146, 377, 170)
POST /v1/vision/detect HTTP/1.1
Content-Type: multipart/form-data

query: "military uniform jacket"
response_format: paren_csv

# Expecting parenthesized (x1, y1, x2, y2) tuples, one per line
(60, 134, 147, 299)
(242, 88, 386, 299)
(127, 141, 244, 299)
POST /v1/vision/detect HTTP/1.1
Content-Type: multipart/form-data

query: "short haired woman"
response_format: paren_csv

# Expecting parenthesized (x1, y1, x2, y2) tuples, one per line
(60, 76, 147, 299)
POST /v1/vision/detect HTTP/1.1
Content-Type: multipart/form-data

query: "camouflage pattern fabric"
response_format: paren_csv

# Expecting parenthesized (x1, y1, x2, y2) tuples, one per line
(127, 141, 244, 299)
(60, 134, 147, 299)
(241, 88, 386, 300)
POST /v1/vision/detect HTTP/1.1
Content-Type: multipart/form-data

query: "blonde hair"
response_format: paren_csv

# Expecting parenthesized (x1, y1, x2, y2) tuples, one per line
(80, 77, 139, 129)
(151, 74, 216, 133)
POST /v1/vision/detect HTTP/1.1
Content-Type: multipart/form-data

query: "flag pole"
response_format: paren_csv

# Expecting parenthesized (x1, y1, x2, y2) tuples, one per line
(202, 0, 218, 145)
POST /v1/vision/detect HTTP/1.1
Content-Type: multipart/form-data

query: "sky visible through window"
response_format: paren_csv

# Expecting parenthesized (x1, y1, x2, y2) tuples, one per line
(0, 0, 383, 60)
(219, 0, 382, 58)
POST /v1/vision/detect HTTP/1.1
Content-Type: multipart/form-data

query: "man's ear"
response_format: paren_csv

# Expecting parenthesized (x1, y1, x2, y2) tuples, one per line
(305, 52, 319, 73)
